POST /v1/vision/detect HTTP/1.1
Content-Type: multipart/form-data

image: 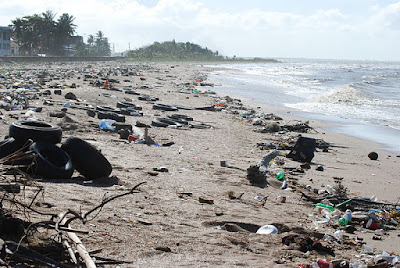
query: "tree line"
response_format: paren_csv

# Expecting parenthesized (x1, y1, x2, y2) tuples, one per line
(10, 10, 111, 57)
(127, 40, 224, 60)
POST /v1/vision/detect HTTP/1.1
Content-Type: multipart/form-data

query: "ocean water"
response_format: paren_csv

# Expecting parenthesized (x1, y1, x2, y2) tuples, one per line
(206, 58, 400, 153)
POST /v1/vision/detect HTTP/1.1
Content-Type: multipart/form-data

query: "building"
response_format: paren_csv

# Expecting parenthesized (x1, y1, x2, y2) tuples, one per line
(10, 39, 19, 55)
(64, 35, 84, 56)
(0, 26, 11, 56)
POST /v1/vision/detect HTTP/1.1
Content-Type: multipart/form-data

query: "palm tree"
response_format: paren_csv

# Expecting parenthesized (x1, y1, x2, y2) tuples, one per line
(10, 18, 24, 55)
(87, 34, 94, 47)
(55, 13, 76, 55)
(41, 10, 56, 54)
(94, 31, 110, 56)
(22, 14, 42, 55)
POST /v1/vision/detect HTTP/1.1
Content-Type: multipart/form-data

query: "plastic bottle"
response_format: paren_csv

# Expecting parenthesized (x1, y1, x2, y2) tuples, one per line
(334, 229, 343, 241)
(361, 244, 373, 253)
(315, 203, 335, 212)
(281, 180, 287, 189)
(338, 217, 348, 226)
(276, 171, 285, 180)
(344, 209, 352, 221)
(393, 256, 400, 267)
(321, 209, 332, 220)
(325, 185, 336, 195)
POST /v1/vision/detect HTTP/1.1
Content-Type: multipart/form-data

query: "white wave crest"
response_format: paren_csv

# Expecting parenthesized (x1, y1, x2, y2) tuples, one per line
(314, 84, 364, 104)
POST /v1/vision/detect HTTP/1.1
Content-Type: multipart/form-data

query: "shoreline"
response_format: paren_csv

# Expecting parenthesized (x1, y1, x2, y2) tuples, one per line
(201, 63, 400, 200)
(204, 63, 400, 155)
(0, 60, 399, 267)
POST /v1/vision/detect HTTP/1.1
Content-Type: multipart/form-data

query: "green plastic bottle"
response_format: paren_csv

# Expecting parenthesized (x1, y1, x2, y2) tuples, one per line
(276, 171, 285, 180)
(315, 203, 335, 212)
(338, 217, 348, 226)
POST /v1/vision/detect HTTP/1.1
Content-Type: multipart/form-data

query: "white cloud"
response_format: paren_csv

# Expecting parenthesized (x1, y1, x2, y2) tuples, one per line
(1, 0, 400, 60)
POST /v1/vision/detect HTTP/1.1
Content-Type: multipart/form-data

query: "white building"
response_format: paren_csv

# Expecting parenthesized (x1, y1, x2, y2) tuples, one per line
(0, 26, 11, 56)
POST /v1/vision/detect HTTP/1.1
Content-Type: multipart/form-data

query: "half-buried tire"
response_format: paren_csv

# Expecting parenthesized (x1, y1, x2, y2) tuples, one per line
(9, 120, 62, 144)
(28, 142, 74, 179)
(61, 137, 112, 179)
(0, 137, 25, 159)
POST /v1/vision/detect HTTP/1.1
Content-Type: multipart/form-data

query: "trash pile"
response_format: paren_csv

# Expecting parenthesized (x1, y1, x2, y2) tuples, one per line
(240, 134, 400, 267)
(204, 86, 400, 266)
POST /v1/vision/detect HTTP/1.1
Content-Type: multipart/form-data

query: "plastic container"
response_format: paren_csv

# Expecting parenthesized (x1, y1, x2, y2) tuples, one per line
(374, 229, 384, 236)
(366, 219, 380, 230)
(256, 225, 278, 234)
(317, 259, 332, 268)
(98, 119, 116, 131)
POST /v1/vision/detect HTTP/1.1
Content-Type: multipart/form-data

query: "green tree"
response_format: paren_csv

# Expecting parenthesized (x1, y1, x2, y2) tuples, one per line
(55, 13, 76, 55)
(10, 18, 24, 55)
(87, 34, 94, 55)
(94, 30, 111, 56)
(41, 10, 56, 54)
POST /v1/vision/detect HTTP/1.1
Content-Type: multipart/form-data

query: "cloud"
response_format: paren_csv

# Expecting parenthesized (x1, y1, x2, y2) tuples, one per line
(1, 0, 400, 60)
(371, 1, 400, 30)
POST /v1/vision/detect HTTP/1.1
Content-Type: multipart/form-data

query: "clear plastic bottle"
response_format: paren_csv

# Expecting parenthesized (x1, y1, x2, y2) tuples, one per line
(361, 244, 373, 253)
(334, 229, 343, 241)
(322, 208, 332, 220)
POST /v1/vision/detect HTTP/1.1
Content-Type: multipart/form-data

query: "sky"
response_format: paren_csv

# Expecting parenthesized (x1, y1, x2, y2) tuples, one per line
(1, 0, 400, 61)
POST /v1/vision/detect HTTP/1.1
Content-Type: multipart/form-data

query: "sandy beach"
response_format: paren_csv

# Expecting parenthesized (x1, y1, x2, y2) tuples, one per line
(0, 60, 399, 267)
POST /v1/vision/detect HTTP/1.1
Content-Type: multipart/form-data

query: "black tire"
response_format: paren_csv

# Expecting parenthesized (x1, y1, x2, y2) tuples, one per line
(166, 117, 189, 125)
(153, 103, 178, 111)
(98, 111, 126, 122)
(113, 123, 133, 132)
(28, 142, 74, 179)
(9, 120, 62, 144)
(170, 105, 193, 110)
(125, 90, 140, 95)
(168, 114, 194, 121)
(151, 118, 183, 128)
(119, 108, 143, 116)
(61, 137, 112, 179)
(0, 137, 25, 158)
(189, 124, 212, 129)
(116, 101, 136, 109)
(96, 105, 121, 113)
(138, 95, 158, 102)
(195, 106, 216, 111)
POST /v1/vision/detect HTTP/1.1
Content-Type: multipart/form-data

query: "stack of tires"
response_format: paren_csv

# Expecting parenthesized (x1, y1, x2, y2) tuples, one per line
(151, 114, 195, 128)
(94, 103, 143, 122)
(1, 120, 112, 180)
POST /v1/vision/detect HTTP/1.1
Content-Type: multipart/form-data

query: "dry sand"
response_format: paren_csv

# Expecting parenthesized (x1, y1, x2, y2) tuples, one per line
(0, 60, 399, 267)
